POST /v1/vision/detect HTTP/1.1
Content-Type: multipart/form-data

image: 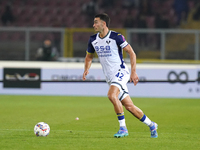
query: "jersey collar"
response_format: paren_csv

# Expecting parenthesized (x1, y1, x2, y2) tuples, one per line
(98, 30, 110, 39)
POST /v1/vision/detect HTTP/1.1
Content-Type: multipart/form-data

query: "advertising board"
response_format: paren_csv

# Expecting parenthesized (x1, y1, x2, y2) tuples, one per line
(3, 68, 41, 88)
(0, 61, 199, 98)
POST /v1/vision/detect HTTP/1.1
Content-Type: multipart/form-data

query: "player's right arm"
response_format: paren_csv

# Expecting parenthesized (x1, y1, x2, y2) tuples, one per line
(82, 52, 94, 81)
(83, 36, 96, 81)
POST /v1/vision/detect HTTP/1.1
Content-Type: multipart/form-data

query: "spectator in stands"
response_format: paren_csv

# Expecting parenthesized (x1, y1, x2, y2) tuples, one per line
(136, 0, 153, 47)
(173, 0, 189, 26)
(82, 0, 98, 26)
(101, 0, 114, 9)
(155, 13, 169, 29)
(1, 4, 15, 26)
(154, 12, 169, 49)
(139, 0, 153, 16)
(193, 3, 200, 21)
(35, 39, 59, 61)
(123, 12, 136, 28)
(136, 13, 148, 47)
(122, 0, 136, 9)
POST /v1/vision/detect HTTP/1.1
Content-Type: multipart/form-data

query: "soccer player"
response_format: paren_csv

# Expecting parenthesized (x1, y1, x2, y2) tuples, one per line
(82, 13, 158, 138)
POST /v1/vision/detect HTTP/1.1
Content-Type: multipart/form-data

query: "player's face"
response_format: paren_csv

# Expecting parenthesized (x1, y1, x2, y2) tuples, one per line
(93, 18, 104, 32)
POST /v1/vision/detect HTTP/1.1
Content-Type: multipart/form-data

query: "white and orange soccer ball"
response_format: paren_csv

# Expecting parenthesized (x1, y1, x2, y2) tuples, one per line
(34, 122, 50, 137)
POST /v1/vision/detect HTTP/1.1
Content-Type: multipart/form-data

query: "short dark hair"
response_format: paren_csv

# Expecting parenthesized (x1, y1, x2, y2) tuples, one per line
(94, 13, 110, 27)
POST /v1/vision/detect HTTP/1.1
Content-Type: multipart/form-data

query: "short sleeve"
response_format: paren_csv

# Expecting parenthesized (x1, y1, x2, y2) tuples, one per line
(115, 34, 128, 48)
(86, 38, 95, 54)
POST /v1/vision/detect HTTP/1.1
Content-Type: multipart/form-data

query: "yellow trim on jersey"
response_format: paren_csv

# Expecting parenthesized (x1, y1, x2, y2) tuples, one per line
(86, 51, 94, 55)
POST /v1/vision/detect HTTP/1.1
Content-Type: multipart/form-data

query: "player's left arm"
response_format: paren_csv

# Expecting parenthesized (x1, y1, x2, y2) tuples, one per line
(123, 44, 139, 85)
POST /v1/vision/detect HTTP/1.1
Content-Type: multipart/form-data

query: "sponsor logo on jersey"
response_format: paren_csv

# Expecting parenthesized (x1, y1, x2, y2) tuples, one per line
(94, 45, 112, 57)
(94, 46, 111, 51)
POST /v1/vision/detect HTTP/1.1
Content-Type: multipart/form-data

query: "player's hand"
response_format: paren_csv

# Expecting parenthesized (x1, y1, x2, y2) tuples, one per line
(82, 70, 89, 81)
(130, 72, 139, 86)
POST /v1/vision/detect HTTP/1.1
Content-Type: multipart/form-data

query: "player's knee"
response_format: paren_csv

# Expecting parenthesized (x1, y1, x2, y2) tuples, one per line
(107, 93, 117, 102)
(107, 93, 113, 100)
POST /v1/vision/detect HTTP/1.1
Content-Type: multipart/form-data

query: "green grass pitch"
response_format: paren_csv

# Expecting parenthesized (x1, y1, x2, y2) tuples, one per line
(0, 95, 199, 150)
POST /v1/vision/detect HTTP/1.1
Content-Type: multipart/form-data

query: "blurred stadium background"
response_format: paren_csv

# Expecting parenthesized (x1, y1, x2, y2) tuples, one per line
(0, 1, 200, 149)
(0, 0, 200, 62)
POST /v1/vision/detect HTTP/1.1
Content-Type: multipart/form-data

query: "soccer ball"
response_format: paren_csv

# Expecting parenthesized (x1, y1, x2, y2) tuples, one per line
(34, 122, 50, 137)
